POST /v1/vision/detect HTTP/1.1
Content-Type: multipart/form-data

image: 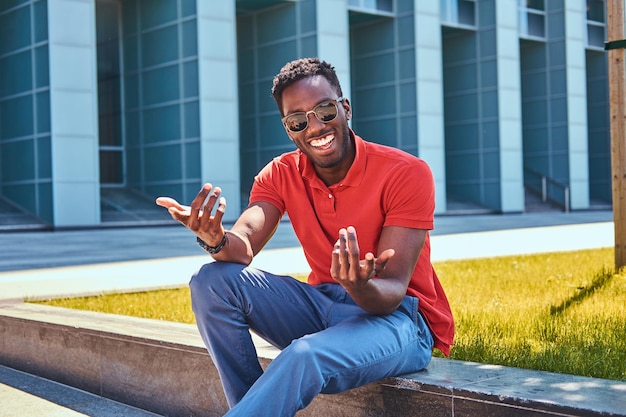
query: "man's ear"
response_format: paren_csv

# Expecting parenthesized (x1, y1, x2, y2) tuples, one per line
(342, 98, 352, 121)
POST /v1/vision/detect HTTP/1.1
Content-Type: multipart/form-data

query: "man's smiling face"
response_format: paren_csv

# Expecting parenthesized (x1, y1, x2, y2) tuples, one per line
(280, 75, 354, 185)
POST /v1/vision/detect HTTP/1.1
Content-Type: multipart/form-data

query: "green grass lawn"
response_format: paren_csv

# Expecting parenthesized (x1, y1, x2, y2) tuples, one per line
(35, 247, 626, 381)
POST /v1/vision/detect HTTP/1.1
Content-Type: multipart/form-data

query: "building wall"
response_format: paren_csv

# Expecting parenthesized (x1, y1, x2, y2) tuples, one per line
(0, 0, 53, 223)
(442, 18, 503, 210)
(586, 50, 610, 203)
(0, 0, 613, 228)
(236, 0, 318, 209)
(122, 0, 201, 203)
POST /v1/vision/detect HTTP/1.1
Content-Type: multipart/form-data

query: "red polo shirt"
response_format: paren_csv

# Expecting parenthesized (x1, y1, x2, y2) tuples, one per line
(249, 133, 454, 356)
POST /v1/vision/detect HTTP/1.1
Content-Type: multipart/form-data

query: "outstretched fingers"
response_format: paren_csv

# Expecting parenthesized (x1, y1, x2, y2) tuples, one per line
(188, 184, 213, 230)
(331, 226, 378, 284)
(155, 197, 188, 222)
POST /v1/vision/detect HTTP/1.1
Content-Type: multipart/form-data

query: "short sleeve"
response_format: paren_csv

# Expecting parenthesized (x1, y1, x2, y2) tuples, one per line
(382, 158, 435, 230)
(249, 157, 287, 214)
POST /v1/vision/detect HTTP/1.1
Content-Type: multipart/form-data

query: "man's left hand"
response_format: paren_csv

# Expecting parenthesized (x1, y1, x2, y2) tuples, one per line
(330, 226, 395, 290)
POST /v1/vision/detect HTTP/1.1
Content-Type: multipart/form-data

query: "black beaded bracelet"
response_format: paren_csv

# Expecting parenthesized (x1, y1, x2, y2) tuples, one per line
(196, 234, 227, 254)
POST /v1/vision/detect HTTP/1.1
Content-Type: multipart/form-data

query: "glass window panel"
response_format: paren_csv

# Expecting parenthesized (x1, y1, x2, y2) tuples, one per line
(400, 116, 417, 150)
(353, 53, 395, 86)
(351, 21, 394, 55)
(34, 0, 48, 42)
(142, 65, 179, 105)
(125, 148, 141, 182)
(183, 60, 198, 98)
(257, 6, 296, 45)
(299, 0, 316, 32)
(300, 35, 317, 57)
(145, 144, 181, 181)
(376, 0, 392, 12)
(36, 91, 50, 134)
(37, 135, 52, 178)
(257, 79, 279, 113)
(184, 141, 200, 178)
(0, 7, 30, 55)
(259, 114, 287, 147)
(4, 184, 37, 213)
(143, 104, 181, 143)
(239, 118, 256, 149)
(37, 182, 53, 223)
(184, 101, 199, 138)
(0, 51, 31, 96)
(399, 83, 416, 112)
(122, 0, 138, 35)
(142, 26, 178, 67)
(398, 49, 415, 79)
(35, 45, 49, 87)
(125, 111, 139, 146)
(124, 74, 139, 109)
(397, 15, 414, 47)
(481, 90, 498, 118)
(140, 0, 177, 30)
(0, 0, 29, 13)
(357, 118, 397, 147)
(587, 0, 605, 23)
(181, 0, 196, 17)
(354, 86, 396, 118)
(527, 12, 545, 37)
(123, 36, 138, 72)
(182, 20, 197, 58)
(2, 139, 34, 181)
(587, 24, 605, 48)
(458, 0, 476, 26)
(1, 96, 33, 139)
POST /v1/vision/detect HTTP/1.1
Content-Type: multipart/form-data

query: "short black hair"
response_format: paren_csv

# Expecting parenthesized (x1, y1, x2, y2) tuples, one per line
(271, 57, 343, 115)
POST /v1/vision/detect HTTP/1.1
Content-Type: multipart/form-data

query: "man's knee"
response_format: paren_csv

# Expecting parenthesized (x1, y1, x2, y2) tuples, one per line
(190, 262, 246, 296)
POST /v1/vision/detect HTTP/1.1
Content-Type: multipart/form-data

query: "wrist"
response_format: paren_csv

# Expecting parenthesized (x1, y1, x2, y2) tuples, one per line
(196, 233, 227, 254)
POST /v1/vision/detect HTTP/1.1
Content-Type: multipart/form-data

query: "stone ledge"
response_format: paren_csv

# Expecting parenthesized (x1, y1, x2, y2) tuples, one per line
(0, 303, 624, 417)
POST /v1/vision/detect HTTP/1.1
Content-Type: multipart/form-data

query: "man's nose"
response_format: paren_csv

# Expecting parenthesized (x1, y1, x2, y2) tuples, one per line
(306, 111, 324, 131)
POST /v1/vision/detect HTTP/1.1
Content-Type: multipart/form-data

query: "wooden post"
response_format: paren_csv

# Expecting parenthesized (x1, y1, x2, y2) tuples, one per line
(607, 0, 626, 269)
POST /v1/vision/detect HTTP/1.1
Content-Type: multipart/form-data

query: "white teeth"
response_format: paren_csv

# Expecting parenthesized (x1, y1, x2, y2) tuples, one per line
(311, 134, 334, 148)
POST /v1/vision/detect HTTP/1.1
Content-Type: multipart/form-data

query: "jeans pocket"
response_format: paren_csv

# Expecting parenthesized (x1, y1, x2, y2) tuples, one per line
(398, 295, 419, 323)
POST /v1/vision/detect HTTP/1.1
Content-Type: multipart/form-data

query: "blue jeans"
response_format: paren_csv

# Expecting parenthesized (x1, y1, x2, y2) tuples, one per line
(190, 262, 434, 417)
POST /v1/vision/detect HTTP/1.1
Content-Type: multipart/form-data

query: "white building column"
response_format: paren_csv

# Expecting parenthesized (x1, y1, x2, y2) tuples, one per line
(48, 0, 100, 227)
(315, 0, 351, 100)
(565, 0, 590, 210)
(196, 0, 241, 221)
(415, 0, 447, 214)
(495, 0, 524, 212)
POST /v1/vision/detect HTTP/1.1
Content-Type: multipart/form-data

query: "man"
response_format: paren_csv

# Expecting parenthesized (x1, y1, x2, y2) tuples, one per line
(156, 57, 454, 416)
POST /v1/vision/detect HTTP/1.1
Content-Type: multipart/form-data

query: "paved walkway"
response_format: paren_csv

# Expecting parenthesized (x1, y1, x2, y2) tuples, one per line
(0, 210, 616, 416)
(0, 210, 614, 302)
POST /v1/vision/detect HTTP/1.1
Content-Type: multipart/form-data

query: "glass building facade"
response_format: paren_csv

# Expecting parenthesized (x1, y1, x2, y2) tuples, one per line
(0, 0, 612, 229)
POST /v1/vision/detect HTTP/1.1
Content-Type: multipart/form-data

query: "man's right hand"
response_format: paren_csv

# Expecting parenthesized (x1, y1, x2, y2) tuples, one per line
(156, 183, 227, 247)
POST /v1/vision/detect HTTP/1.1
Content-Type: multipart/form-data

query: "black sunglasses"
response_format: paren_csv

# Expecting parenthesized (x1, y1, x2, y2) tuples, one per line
(282, 98, 344, 133)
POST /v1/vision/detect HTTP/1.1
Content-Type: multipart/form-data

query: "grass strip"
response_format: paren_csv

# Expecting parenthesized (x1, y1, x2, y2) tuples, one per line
(34, 247, 625, 381)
